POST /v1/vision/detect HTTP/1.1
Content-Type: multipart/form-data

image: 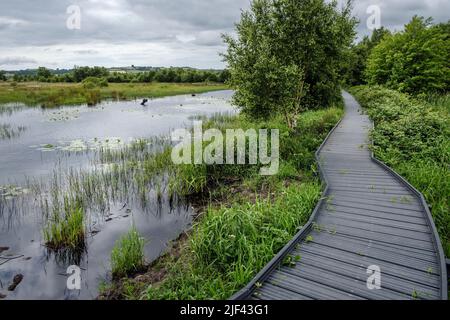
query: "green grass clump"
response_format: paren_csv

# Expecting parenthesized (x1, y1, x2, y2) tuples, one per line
(44, 205, 85, 250)
(350, 85, 450, 255)
(111, 227, 146, 278)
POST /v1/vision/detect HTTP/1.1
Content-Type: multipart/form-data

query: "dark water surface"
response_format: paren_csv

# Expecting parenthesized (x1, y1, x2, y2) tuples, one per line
(0, 90, 235, 299)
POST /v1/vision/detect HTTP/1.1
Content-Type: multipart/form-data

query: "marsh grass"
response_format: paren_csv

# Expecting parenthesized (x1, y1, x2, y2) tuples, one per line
(111, 226, 146, 278)
(0, 123, 26, 139)
(44, 203, 85, 250)
(0, 82, 229, 107)
(99, 105, 343, 299)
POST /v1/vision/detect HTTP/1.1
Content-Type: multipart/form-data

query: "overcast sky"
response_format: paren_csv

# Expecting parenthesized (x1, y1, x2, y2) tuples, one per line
(0, 0, 449, 70)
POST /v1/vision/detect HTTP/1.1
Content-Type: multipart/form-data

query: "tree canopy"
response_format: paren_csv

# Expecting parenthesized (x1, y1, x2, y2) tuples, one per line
(340, 27, 391, 86)
(223, 0, 356, 126)
(365, 17, 450, 94)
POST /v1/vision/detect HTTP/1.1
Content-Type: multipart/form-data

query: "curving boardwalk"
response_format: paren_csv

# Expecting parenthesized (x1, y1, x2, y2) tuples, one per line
(232, 92, 447, 300)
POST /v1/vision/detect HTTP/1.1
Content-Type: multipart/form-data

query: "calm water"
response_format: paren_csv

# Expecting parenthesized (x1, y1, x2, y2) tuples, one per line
(0, 90, 235, 299)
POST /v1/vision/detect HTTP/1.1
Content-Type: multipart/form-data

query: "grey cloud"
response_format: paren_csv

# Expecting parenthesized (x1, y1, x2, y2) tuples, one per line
(350, 0, 450, 38)
(0, 0, 448, 69)
(73, 49, 99, 55)
(0, 56, 38, 66)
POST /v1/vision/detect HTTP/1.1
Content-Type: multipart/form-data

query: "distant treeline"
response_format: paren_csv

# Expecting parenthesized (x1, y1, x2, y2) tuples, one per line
(1, 66, 230, 84)
(341, 17, 450, 94)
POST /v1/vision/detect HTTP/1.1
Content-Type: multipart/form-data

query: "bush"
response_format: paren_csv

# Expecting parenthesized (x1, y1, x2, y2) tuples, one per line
(81, 76, 108, 89)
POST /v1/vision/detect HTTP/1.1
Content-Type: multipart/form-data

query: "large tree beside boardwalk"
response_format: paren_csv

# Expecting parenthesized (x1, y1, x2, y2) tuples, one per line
(223, 0, 356, 127)
(365, 17, 450, 94)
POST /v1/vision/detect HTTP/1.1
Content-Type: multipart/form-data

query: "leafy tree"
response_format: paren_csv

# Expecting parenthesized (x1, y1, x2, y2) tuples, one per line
(0, 70, 7, 81)
(37, 67, 52, 80)
(223, 0, 356, 126)
(341, 27, 391, 86)
(366, 16, 450, 94)
(13, 74, 24, 82)
(72, 66, 109, 82)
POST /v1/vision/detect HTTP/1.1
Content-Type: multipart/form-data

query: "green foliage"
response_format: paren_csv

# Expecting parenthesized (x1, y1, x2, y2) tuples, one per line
(125, 106, 343, 299)
(0, 70, 6, 81)
(37, 66, 52, 80)
(341, 27, 391, 86)
(6, 67, 229, 84)
(365, 17, 450, 94)
(73, 66, 109, 82)
(81, 76, 109, 89)
(350, 85, 450, 255)
(111, 227, 146, 278)
(223, 0, 356, 124)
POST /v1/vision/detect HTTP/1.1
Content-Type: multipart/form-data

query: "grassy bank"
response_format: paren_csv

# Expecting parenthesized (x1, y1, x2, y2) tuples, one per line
(98, 105, 343, 300)
(0, 82, 229, 107)
(349, 86, 450, 256)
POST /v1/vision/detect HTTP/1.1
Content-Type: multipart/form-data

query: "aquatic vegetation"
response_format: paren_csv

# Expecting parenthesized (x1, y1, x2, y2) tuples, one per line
(34, 137, 132, 153)
(0, 185, 30, 199)
(111, 226, 145, 278)
(0, 123, 26, 139)
(35, 143, 57, 152)
(59, 139, 88, 152)
(44, 203, 85, 250)
(0, 90, 233, 299)
(46, 109, 81, 122)
(85, 90, 101, 106)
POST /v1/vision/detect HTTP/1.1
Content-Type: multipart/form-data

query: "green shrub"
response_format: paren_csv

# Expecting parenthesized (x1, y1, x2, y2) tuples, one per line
(81, 76, 109, 89)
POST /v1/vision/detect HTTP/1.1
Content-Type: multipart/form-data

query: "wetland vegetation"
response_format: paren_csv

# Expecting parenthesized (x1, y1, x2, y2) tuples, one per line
(0, 82, 228, 108)
(99, 106, 343, 299)
(0, 90, 234, 299)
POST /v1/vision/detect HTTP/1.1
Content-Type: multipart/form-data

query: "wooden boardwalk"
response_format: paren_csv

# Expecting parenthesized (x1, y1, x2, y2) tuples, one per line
(232, 92, 448, 300)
